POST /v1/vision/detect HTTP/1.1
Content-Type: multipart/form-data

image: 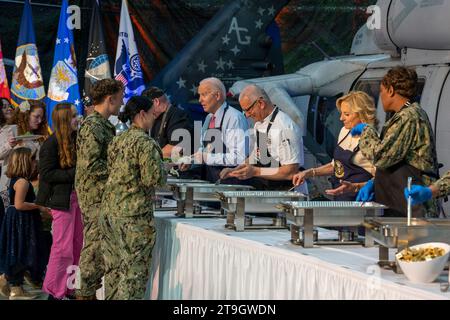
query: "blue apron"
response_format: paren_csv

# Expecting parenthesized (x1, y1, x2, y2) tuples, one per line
(330, 131, 373, 201)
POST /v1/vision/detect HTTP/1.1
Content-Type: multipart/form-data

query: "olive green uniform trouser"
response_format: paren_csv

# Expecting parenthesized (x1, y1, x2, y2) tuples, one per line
(101, 213, 156, 300)
(76, 203, 104, 297)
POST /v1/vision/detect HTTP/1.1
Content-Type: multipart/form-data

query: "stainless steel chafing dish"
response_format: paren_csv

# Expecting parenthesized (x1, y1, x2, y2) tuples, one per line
(171, 183, 253, 218)
(216, 191, 306, 231)
(364, 217, 450, 271)
(279, 201, 386, 248)
(154, 178, 209, 210)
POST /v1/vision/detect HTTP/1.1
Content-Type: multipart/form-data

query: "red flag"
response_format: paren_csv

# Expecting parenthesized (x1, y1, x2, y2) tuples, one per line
(0, 38, 11, 100)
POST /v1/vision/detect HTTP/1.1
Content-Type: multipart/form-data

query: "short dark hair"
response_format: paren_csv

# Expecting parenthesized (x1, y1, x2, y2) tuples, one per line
(382, 67, 418, 100)
(118, 96, 152, 123)
(141, 87, 165, 100)
(89, 79, 124, 105)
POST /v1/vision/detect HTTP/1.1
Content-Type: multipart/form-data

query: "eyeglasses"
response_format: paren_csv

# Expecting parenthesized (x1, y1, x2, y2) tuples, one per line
(242, 97, 262, 115)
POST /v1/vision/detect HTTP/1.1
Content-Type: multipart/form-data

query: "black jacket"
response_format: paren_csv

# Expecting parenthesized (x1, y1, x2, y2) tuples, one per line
(150, 105, 195, 153)
(36, 133, 76, 211)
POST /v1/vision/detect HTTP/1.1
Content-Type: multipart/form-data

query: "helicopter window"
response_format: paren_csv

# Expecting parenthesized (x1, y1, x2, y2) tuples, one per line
(354, 80, 381, 106)
(307, 94, 342, 159)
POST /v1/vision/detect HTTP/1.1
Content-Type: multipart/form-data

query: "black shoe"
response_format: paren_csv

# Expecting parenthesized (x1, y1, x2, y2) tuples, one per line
(47, 294, 62, 300)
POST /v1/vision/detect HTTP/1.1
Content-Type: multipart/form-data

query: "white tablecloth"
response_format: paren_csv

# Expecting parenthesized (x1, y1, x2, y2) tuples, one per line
(147, 211, 450, 300)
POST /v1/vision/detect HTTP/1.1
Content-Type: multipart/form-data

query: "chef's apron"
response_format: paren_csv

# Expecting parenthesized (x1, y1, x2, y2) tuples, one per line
(251, 108, 293, 191)
(202, 106, 244, 185)
(330, 131, 373, 201)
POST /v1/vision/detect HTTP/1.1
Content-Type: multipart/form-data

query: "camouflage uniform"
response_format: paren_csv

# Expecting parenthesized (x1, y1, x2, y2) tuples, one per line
(75, 111, 116, 297)
(433, 171, 450, 199)
(359, 102, 439, 216)
(101, 125, 166, 300)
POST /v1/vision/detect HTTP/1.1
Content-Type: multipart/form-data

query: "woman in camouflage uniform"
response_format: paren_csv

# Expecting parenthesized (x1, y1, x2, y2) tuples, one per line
(101, 96, 167, 300)
(354, 67, 439, 217)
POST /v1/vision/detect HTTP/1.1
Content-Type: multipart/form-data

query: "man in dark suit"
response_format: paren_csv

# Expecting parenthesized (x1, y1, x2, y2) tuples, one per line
(142, 87, 194, 160)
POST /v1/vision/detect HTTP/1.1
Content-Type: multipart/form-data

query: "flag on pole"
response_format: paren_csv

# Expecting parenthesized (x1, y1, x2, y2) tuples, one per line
(47, 0, 82, 127)
(0, 38, 11, 100)
(10, 0, 45, 107)
(114, 0, 145, 103)
(84, 0, 111, 98)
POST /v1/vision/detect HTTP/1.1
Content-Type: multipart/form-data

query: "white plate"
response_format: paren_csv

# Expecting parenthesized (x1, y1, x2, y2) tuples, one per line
(15, 135, 43, 141)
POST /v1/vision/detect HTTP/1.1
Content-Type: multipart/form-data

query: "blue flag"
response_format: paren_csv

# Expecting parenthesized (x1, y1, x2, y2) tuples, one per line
(47, 0, 82, 127)
(10, 0, 45, 107)
(114, 0, 145, 103)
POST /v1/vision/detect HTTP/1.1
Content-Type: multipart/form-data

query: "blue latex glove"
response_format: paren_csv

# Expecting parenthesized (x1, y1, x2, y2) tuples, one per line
(356, 179, 374, 201)
(351, 123, 367, 136)
(404, 185, 432, 205)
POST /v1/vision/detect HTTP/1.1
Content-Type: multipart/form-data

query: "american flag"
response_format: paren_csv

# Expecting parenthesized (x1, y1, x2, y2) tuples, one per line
(115, 72, 128, 86)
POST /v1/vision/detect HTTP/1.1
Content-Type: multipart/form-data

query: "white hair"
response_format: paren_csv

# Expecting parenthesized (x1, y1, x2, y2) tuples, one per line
(199, 77, 226, 97)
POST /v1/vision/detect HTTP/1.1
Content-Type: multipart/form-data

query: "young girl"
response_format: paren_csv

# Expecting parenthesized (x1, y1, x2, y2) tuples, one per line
(0, 147, 49, 300)
(36, 103, 83, 300)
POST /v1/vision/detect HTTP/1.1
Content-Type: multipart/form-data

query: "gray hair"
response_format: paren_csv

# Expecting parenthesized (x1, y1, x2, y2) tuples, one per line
(239, 84, 272, 105)
(199, 77, 226, 97)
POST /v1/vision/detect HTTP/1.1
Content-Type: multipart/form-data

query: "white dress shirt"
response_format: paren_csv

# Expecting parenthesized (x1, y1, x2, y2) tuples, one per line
(251, 108, 308, 194)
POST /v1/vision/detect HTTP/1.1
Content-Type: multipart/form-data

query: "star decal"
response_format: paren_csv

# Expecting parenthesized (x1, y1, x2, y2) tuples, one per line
(56, 38, 61, 45)
(190, 84, 198, 96)
(74, 99, 80, 106)
(176, 77, 186, 89)
(215, 57, 226, 70)
(255, 19, 263, 29)
(64, 37, 69, 43)
(257, 7, 265, 16)
(230, 45, 241, 56)
(268, 6, 275, 16)
(197, 60, 207, 73)
(222, 34, 230, 45)
(227, 60, 234, 69)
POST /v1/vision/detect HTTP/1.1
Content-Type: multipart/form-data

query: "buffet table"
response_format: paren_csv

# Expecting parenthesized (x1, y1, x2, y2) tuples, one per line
(146, 211, 450, 300)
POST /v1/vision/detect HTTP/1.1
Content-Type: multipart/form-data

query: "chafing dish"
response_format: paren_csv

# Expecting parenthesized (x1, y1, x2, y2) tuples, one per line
(154, 178, 208, 210)
(364, 217, 450, 271)
(171, 183, 253, 218)
(216, 191, 306, 231)
(279, 201, 386, 248)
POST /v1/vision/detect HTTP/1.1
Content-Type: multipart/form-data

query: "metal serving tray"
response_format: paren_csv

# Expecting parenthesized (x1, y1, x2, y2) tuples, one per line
(217, 190, 305, 213)
(154, 178, 209, 210)
(156, 178, 208, 195)
(280, 201, 386, 247)
(216, 191, 307, 231)
(364, 217, 450, 269)
(171, 183, 253, 218)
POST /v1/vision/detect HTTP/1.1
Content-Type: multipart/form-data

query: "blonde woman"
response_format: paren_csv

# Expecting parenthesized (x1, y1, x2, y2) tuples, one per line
(293, 91, 378, 200)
